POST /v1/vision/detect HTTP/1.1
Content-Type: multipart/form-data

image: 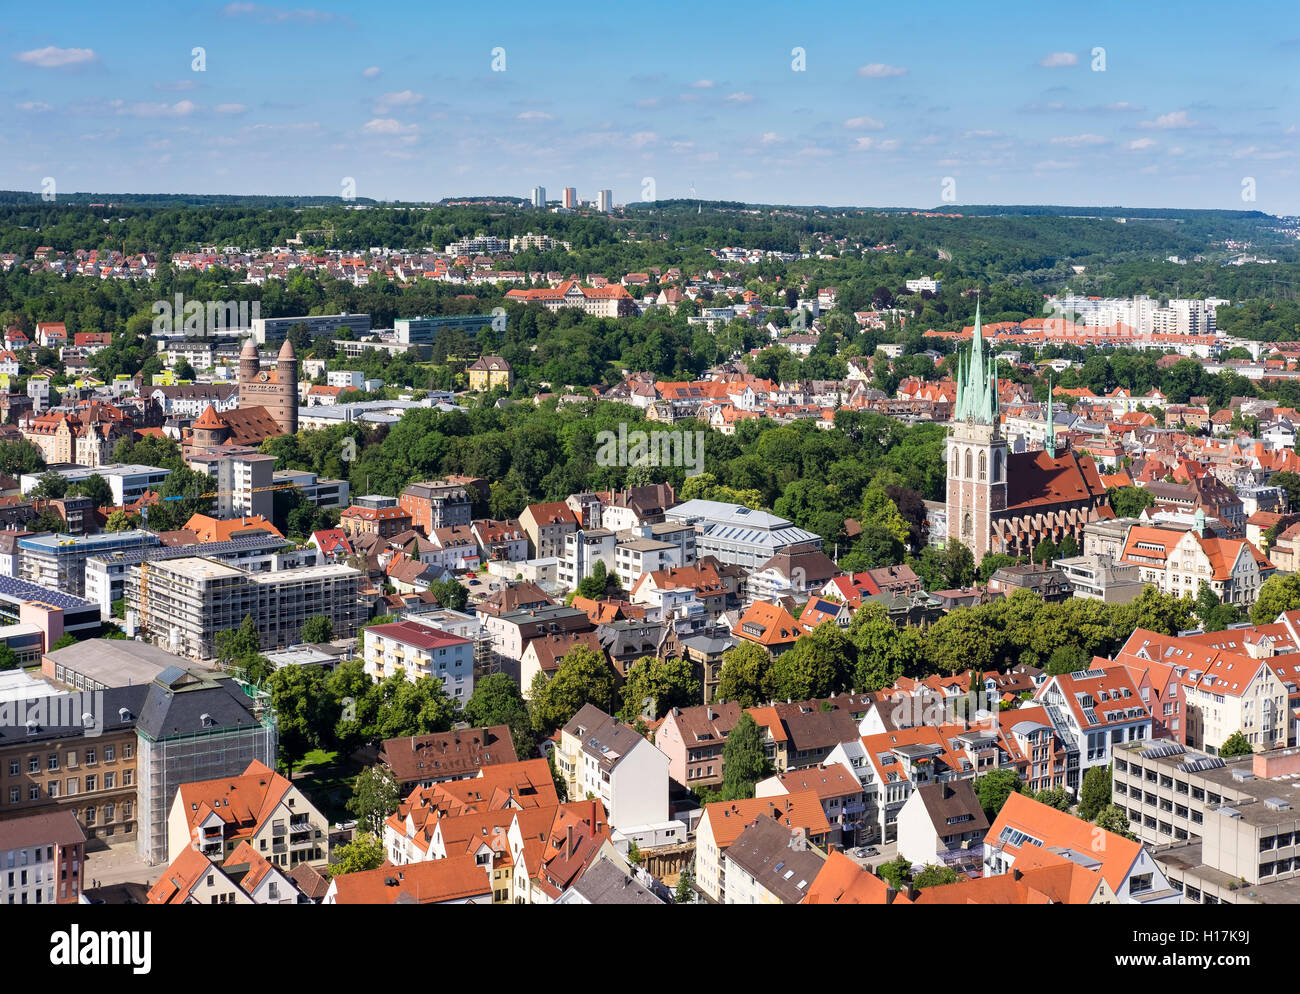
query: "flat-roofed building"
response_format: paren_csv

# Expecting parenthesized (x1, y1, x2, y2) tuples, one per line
(125, 558, 363, 660)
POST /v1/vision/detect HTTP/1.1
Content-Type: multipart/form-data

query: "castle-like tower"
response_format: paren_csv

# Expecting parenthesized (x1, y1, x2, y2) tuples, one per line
(238, 338, 298, 435)
(946, 300, 1008, 562)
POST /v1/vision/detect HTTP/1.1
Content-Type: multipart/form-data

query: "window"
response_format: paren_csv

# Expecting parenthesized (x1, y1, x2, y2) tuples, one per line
(978, 451, 987, 481)
(104, 745, 115, 762)
(8, 788, 17, 804)
(85, 807, 95, 825)
(85, 749, 96, 765)
(27, 757, 38, 774)
(103, 773, 115, 790)
(28, 786, 39, 801)
(7, 760, 17, 777)
(84, 775, 96, 792)
(964, 449, 973, 478)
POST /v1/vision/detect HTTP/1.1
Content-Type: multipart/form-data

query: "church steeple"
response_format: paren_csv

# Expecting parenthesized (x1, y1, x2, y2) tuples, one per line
(955, 296, 997, 429)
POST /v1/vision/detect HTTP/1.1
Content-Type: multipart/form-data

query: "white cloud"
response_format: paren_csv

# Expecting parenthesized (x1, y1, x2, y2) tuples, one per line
(690, 79, 715, 88)
(14, 46, 97, 68)
(635, 97, 660, 108)
(374, 90, 423, 113)
(1038, 52, 1078, 67)
(855, 137, 899, 150)
(726, 91, 754, 103)
(844, 115, 885, 130)
(1128, 137, 1157, 149)
(759, 132, 784, 144)
(362, 66, 381, 78)
(1050, 133, 1108, 146)
(215, 103, 247, 115)
(629, 131, 658, 147)
(1140, 110, 1197, 129)
(962, 129, 999, 139)
(16, 101, 52, 113)
(121, 100, 196, 118)
(362, 118, 418, 135)
(516, 110, 554, 121)
(857, 63, 906, 78)
(1033, 159, 1076, 169)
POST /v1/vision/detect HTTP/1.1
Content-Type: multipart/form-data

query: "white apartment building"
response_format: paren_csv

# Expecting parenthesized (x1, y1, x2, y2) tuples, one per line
(0, 810, 85, 905)
(363, 620, 474, 703)
(556, 704, 669, 832)
(1034, 665, 1152, 790)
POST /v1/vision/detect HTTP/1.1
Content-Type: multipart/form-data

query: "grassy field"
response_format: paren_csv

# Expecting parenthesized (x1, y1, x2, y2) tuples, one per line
(292, 749, 363, 826)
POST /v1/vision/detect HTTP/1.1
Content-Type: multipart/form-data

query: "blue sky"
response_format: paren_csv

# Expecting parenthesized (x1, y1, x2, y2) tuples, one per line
(2, 0, 1298, 212)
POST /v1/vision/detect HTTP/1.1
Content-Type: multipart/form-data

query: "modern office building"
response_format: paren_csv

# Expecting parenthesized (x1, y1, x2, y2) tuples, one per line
(186, 449, 277, 520)
(596, 189, 613, 212)
(124, 558, 365, 660)
(249, 313, 370, 345)
(531, 186, 546, 208)
(662, 500, 822, 570)
(1115, 741, 1300, 904)
(19, 464, 172, 507)
(562, 187, 578, 209)
(86, 533, 309, 618)
(19, 531, 160, 599)
(393, 314, 500, 346)
(0, 578, 101, 638)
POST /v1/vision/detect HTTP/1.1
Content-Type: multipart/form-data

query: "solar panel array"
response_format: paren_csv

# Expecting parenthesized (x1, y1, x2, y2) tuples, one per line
(0, 574, 96, 610)
(1177, 756, 1226, 774)
(1140, 742, 1186, 760)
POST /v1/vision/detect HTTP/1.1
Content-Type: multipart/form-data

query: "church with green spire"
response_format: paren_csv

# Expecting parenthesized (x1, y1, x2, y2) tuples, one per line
(944, 299, 1109, 565)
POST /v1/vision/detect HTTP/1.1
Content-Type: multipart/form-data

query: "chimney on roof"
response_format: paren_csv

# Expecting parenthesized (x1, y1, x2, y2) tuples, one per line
(1013, 867, 1023, 881)
(567, 824, 575, 858)
(885, 886, 898, 905)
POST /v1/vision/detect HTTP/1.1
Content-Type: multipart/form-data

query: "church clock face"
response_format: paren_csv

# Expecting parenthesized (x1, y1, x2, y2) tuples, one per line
(259, 372, 270, 381)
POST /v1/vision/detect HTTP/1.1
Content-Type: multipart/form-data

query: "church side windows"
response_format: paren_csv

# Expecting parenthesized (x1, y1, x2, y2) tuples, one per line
(964, 449, 973, 478)
(993, 450, 1003, 482)
(952, 447, 959, 477)
(962, 512, 973, 539)
(978, 451, 987, 482)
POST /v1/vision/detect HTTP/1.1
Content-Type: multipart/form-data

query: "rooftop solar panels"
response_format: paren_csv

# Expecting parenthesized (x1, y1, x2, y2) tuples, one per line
(0, 574, 97, 611)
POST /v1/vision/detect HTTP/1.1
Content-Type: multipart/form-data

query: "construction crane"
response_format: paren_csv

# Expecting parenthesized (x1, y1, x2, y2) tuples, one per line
(159, 481, 300, 502)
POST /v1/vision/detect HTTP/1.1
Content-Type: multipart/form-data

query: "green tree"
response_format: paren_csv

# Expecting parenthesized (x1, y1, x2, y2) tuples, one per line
(1079, 764, 1112, 820)
(51, 634, 77, 651)
(626, 840, 642, 865)
(911, 864, 960, 889)
(577, 560, 614, 600)
(0, 644, 18, 671)
(876, 855, 912, 890)
(1251, 572, 1300, 624)
(266, 664, 337, 776)
(346, 767, 401, 836)
(528, 645, 618, 735)
(30, 470, 69, 500)
(849, 604, 924, 690)
(719, 712, 772, 801)
(104, 509, 134, 532)
(768, 622, 855, 701)
(371, 673, 460, 741)
(1195, 581, 1240, 632)
(715, 641, 775, 708)
(328, 833, 386, 877)
(1269, 471, 1300, 510)
(1218, 730, 1254, 758)
(1032, 538, 1059, 565)
(675, 863, 695, 904)
(464, 672, 534, 758)
(974, 768, 1023, 820)
(1094, 803, 1137, 841)
(1108, 486, 1154, 518)
(68, 473, 113, 508)
(429, 577, 469, 612)
(547, 748, 569, 802)
(1046, 644, 1089, 676)
(215, 615, 261, 668)
(1058, 534, 1080, 558)
(1033, 786, 1074, 812)
(300, 616, 334, 644)
(618, 656, 699, 723)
